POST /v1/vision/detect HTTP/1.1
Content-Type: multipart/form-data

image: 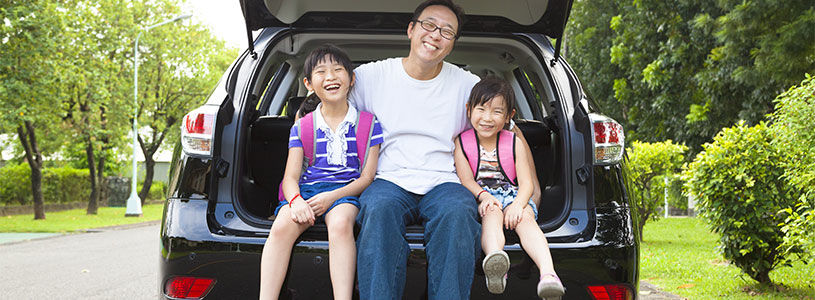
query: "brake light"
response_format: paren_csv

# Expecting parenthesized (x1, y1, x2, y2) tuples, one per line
(165, 276, 215, 299)
(181, 105, 218, 156)
(587, 284, 633, 300)
(589, 113, 625, 165)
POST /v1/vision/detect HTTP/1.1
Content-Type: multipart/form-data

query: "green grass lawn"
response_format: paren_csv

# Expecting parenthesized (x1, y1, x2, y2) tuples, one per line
(641, 217, 815, 299)
(0, 204, 164, 233)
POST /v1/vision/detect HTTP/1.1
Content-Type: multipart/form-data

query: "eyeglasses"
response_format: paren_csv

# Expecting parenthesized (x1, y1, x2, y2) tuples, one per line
(413, 19, 457, 40)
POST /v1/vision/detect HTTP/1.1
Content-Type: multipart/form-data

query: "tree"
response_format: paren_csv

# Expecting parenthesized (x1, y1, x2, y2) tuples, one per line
(60, 0, 136, 214)
(134, 13, 237, 203)
(566, 0, 814, 154)
(771, 75, 815, 263)
(695, 0, 815, 133)
(0, 0, 71, 219)
(626, 140, 687, 241)
(608, 0, 723, 149)
(565, 0, 626, 123)
(683, 121, 798, 284)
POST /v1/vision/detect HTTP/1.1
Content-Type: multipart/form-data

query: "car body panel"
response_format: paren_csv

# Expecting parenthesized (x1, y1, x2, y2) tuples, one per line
(240, 0, 573, 39)
(161, 198, 637, 299)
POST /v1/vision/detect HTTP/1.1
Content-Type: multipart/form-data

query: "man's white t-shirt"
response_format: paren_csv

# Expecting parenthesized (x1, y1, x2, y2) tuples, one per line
(349, 58, 480, 194)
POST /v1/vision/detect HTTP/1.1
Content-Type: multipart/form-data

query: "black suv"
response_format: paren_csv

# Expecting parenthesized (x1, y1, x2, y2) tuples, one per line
(160, 0, 639, 299)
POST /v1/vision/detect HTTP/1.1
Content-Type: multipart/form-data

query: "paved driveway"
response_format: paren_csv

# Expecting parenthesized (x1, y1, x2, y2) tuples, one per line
(0, 222, 160, 299)
(0, 221, 683, 299)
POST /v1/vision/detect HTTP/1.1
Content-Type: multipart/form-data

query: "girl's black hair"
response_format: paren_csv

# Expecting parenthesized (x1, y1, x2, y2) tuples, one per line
(297, 93, 321, 118)
(303, 44, 354, 82)
(466, 77, 516, 120)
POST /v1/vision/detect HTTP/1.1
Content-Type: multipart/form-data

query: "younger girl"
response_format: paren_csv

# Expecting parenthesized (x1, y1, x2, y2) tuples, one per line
(454, 77, 564, 299)
(259, 44, 383, 300)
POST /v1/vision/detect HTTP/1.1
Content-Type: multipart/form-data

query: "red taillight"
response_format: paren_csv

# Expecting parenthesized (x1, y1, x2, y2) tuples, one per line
(590, 113, 625, 165)
(185, 113, 209, 134)
(181, 106, 218, 157)
(165, 276, 215, 299)
(587, 284, 633, 300)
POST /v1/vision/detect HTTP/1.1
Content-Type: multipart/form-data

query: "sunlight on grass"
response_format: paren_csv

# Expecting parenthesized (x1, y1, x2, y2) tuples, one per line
(0, 204, 164, 233)
(641, 217, 815, 299)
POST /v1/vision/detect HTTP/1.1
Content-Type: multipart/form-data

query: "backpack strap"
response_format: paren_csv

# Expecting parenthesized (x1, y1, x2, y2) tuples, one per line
(355, 111, 375, 172)
(299, 112, 316, 166)
(459, 129, 480, 178)
(496, 130, 517, 185)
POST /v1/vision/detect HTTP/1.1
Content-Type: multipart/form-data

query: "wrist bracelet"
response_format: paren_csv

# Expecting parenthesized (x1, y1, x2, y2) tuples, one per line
(476, 190, 487, 201)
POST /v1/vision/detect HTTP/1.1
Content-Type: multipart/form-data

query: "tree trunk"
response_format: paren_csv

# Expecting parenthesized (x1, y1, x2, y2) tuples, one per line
(85, 138, 99, 215)
(17, 122, 45, 220)
(754, 270, 772, 285)
(97, 155, 108, 207)
(138, 157, 155, 205)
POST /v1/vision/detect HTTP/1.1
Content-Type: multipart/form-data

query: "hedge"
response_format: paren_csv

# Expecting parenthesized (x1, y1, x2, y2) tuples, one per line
(0, 163, 91, 205)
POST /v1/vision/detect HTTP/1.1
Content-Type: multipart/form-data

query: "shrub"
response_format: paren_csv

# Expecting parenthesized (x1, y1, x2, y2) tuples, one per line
(627, 140, 687, 241)
(42, 167, 90, 203)
(0, 163, 91, 205)
(770, 74, 815, 262)
(147, 181, 167, 201)
(0, 163, 32, 205)
(682, 121, 797, 284)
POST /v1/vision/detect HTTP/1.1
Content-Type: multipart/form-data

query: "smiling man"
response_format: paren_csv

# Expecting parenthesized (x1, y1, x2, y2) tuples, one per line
(348, 1, 481, 299)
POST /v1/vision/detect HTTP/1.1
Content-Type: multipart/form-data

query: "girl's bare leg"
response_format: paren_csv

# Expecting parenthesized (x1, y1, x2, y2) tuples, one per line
(259, 206, 311, 300)
(514, 206, 555, 275)
(481, 205, 505, 253)
(324, 204, 359, 300)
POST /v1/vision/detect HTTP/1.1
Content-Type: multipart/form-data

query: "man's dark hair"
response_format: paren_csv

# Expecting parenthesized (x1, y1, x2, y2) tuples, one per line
(467, 77, 517, 120)
(412, 0, 465, 39)
(303, 44, 354, 82)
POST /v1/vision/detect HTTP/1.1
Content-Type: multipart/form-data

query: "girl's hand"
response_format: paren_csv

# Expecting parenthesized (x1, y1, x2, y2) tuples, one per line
(503, 201, 525, 230)
(306, 191, 336, 217)
(290, 197, 315, 225)
(478, 194, 502, 217)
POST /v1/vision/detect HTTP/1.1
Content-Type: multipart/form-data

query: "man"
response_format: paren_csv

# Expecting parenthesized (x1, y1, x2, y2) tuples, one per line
(349, 1, 539, 298)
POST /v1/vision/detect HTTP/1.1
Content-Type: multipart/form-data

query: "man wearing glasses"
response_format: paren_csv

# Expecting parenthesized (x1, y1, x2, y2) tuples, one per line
(349, 0, 482, 299)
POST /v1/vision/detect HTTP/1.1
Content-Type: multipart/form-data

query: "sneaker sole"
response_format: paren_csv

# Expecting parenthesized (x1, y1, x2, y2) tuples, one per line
(483, 252, 510, 294)
(537, 281, 565, 299)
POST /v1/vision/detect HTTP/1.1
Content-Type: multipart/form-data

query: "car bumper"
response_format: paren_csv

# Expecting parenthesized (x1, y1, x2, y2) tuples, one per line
(159, 199, 638, 299)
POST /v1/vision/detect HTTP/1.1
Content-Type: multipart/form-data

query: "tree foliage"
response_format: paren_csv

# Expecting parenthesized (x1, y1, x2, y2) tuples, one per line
(682, 121, 798, 284)
(134, 5, 237, 202)
(2, 0, 236, 216)
(770, 75, 815, 262)
(0, 0, 72, 219)
(626, 140, 687, 241)
(566, 0, 815, 153)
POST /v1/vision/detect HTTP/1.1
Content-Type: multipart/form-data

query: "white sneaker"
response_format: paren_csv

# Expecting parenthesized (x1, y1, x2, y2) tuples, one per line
(537, 273, 565, 299)
(482, 251, 510, 294)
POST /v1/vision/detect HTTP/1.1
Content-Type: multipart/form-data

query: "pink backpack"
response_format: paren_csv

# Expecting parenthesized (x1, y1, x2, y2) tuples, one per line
(458, 128, 517, 185)
(278, 110, 376, 202)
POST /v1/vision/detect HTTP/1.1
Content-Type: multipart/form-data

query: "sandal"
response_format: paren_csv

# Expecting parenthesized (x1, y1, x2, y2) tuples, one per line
(482, 251, 510, 294)
(537, 273, 565, 299)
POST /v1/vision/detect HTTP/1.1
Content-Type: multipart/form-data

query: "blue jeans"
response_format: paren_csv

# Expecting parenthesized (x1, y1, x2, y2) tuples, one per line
(356, 179, 480, 300)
